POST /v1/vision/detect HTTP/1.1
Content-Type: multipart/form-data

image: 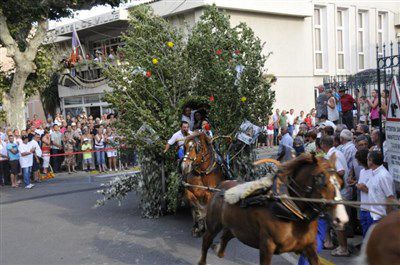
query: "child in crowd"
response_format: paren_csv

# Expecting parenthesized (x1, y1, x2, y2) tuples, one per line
(81, 138, 93, 172)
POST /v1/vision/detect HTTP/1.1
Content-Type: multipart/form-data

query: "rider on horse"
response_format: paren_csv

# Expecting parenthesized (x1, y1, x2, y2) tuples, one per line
(164, 121, 193, 159)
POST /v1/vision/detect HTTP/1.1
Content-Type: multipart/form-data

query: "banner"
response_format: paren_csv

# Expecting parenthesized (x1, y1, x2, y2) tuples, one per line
(385, 77, 400, 182)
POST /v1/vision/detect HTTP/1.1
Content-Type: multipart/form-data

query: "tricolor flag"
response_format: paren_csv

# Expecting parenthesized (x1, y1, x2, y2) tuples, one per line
(70, 26, 81, 63)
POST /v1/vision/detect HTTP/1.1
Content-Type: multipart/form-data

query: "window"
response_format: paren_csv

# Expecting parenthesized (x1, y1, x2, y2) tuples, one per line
(314, 8, 324, 70)
(337, 10, 345, 69)
(377, 12, 387, 55)
(64, 97, 83, 105)
(357, 12, 366, 70)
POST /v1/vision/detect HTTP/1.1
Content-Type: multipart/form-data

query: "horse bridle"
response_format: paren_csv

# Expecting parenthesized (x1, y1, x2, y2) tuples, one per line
(183, 137, 218, 176)
(284, 167, 339, 221)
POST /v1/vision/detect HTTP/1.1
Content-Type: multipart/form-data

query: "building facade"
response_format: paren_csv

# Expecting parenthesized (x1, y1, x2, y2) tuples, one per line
(150, 0, 400, 114)
(47, 0, 400, 117)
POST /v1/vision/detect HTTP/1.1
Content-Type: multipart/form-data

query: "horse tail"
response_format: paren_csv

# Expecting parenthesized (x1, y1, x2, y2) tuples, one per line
(356, 224, 376, 265)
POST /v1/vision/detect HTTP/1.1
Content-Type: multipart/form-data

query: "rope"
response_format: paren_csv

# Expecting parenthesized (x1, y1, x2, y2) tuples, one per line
(181, 181, 400, 212)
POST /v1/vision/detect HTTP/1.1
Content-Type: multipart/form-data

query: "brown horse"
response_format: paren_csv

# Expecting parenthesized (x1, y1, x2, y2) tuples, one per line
(181, 131, 225, 237)
(198, 153, 349, 265)
(358, 210, 400, 265)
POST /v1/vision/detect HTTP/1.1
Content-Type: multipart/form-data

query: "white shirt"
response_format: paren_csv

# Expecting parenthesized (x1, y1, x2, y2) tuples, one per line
(181, 110, 196, 130)
(0, 140, 7, 161)
(18, 142, 33, 168)
(319, 120, 337, 130)
(358, 168, 373, 211)
(34, 128, 44, 136)
(341, 141, 357, 172)
(278, 133, 294, 155)
(168, 130, 193, 147)
(325, 147, 351, 199)
(29, 140, 42, 157)
(367, 165, 395, 220)
(287, 113, 295, 126)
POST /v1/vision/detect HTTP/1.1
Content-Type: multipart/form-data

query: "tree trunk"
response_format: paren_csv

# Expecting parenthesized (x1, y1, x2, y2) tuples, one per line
(2, 70, 30, 130)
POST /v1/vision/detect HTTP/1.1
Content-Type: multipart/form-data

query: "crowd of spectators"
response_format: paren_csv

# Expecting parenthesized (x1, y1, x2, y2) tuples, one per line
(0, 112, 136, 189)
(269, 86, 396, 260)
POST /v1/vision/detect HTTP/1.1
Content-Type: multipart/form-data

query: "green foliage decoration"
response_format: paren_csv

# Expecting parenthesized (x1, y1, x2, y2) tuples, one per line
(187, 5, 275, 136)
(99, 4, 275, 218)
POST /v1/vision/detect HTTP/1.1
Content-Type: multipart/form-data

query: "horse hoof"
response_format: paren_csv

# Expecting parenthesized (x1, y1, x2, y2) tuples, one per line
(192, 228, 202, 238)
(211, 243, 224, 258)
(198, 261, 206, 265)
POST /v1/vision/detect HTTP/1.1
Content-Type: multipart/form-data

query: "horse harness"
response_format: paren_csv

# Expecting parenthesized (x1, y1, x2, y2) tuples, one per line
(239, 168, 339, 222)
(182, 136, 220, 178)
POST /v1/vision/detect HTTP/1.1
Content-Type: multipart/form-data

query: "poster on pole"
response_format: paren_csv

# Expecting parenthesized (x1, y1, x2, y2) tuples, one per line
(385, 77, 400, 183)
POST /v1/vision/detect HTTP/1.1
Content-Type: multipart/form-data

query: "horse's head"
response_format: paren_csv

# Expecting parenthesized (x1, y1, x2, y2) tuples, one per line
(279, 153, 348, 229)
(181, 131, 211, 175)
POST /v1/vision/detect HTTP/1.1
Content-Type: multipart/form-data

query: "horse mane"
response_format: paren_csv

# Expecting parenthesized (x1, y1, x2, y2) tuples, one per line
(184, 131, 209, 144)
(278, 153, 318, 180)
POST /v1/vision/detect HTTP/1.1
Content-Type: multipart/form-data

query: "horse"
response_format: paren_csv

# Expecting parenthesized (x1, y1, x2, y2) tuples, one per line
(181, 131, 225, 237)
(358, 210, 400, 265)
(198, 153, 349, 265)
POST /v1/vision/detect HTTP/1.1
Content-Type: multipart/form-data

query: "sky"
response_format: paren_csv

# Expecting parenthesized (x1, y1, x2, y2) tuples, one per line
(49, 0, 151, 29)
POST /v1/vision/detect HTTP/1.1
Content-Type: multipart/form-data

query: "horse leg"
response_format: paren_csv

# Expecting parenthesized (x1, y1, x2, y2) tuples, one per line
(259, 234, 276, 265)
(185, 189, 203, 237)
(303, 244, 320, 265)
(213, 228, 234, 258)
(198, 229, 219, 265)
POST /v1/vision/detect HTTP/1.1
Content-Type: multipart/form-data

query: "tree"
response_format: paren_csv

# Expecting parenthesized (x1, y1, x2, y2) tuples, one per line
(103, 5, 195, 217)
(0, 0, 124, 130)
(98, 5, 275, 217)
(187, 5, 275, 137)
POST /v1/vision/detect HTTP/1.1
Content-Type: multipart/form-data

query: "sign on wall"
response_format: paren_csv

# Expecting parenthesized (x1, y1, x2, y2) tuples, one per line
(54, 10, 128, 36)
(385, 77, 400, 182)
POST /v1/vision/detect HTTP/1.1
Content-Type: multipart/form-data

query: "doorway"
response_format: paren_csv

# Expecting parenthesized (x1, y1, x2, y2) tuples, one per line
(87, 106, 101, 119)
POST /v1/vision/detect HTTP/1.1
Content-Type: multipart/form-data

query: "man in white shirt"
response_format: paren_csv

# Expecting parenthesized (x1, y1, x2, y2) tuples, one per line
(30, 134, 43, 182)
(181, 107, 196, 131)
(320, 135, 350, 257)
(164, 121, 192, 159)
(18, 136, 35, 189)
(287, 109, 295, 136)
(367, 151, 395, 222)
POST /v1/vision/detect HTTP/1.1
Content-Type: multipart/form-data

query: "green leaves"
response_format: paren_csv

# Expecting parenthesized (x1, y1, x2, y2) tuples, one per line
(101, 4, 275, 217)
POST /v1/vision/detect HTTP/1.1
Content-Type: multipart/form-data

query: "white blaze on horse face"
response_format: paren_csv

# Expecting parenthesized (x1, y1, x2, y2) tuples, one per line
(181, 142, 193, 174)
(329, 175, 349, 228)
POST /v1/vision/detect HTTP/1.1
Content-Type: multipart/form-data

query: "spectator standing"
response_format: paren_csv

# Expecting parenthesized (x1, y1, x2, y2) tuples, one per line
(304, 113, 312, 128)
(41, 131, 51, 174)
(105, 127, 118, 171)
(6, 135, 20, 187)
(279, 110, 288, 132)
(272, 109, 280, 145)
(354, 149, 373, 237)
(63, 126, 77, 174)
(339, 86, 356, 130)
(287, 109, 295, 136)
(18, 136, 35, 189)
(319, 135, 350, 257)
(316, 85, 329, 119)
(326, 90, 339, 124)
(0, 137, 8, 185)
(358, 96, 370, 124)
(30, 134, 42, 182)
(367, 151, 396, 222)
(277, 126, 294, 162)
(266, 117, 274, 148)
(94, 127, 107, 172)
(50, 125, 63, 173)
(367, 90, 380, 127)
(81, 139, 94, 171)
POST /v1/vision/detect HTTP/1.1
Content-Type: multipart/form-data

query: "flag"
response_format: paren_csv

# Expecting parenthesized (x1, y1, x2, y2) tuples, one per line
(70, 26, 81, 63)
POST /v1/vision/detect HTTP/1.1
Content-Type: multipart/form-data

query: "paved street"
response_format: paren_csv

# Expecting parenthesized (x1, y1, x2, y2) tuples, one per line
(1, 171, 360, 265)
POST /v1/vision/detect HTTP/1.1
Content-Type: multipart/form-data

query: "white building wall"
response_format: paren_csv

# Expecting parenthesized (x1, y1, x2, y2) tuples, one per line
(228, 11, 315, 113)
